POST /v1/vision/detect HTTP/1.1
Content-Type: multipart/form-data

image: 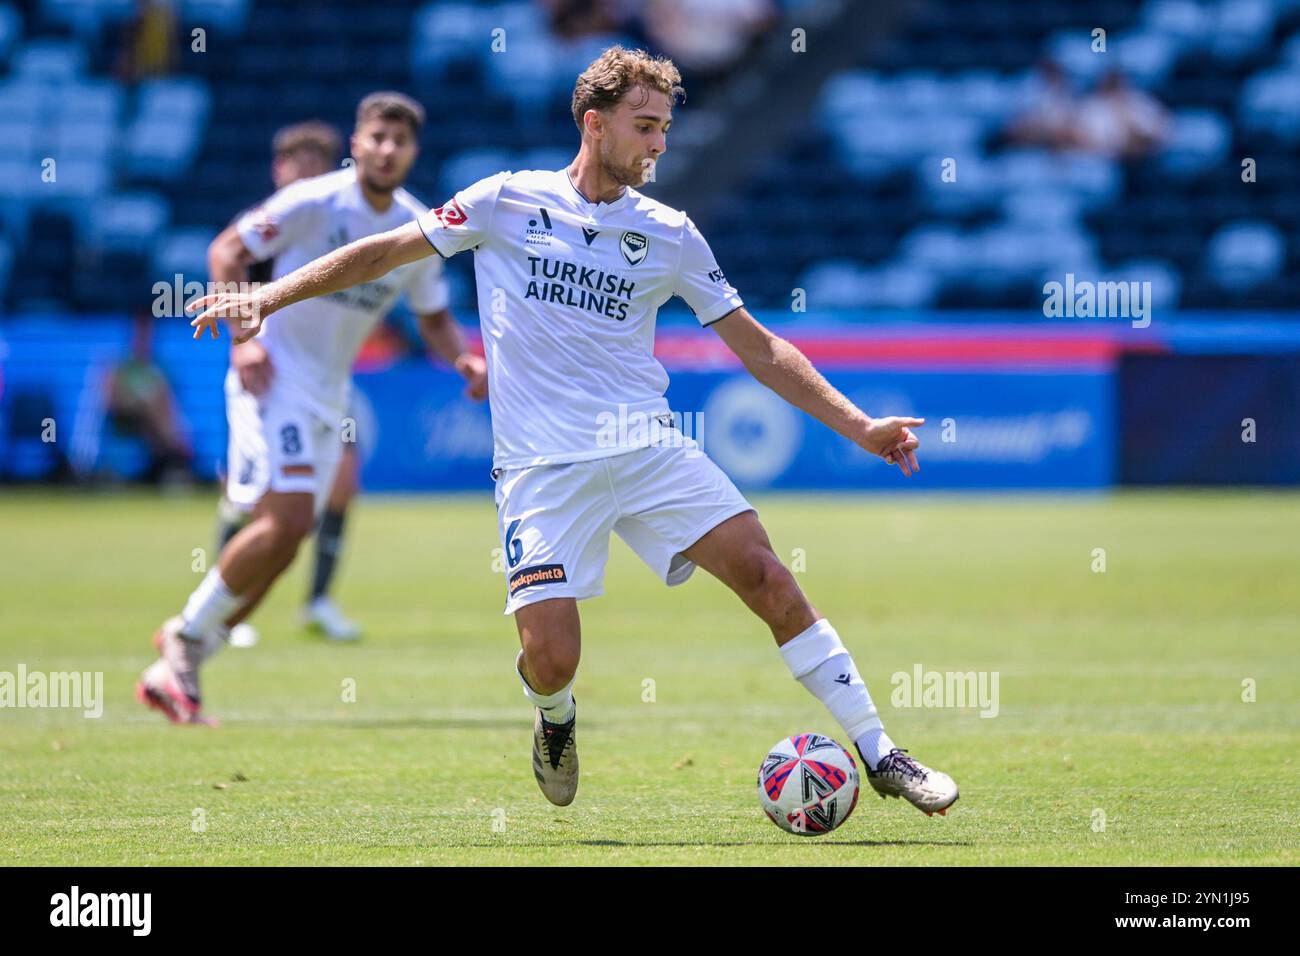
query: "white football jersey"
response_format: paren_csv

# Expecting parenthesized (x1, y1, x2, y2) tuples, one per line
(417, 168, 743, 469)
(237, 168, 449, 422)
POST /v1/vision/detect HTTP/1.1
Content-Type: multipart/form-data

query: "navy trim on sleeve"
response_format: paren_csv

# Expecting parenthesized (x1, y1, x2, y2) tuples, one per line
(702, 305, 742, 328)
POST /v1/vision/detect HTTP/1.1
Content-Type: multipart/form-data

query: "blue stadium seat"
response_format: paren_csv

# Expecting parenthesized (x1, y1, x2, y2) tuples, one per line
(40, 0, 135, 40)
(89, 194, 171, 253)
(10, 37, 86, 81)
(152, 227, 214, 283)
(181, 0, 251, 32)
(124, 79, 212, 180)
(438, 149, 514, 200)
(1159, 108, 1231, 175)
(1204, 220, 1286, 291)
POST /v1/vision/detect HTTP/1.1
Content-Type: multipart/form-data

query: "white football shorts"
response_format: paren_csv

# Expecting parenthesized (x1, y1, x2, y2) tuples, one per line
(224, 369, 343, 515)
(493, 441, 755, 615)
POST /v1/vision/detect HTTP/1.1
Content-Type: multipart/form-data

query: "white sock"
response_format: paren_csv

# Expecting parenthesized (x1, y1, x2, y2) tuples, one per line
(516, 651, 575, 724)
(779, 618, 897, 771)
(180, 569, 242, 642)
(201, 625, 229, 662)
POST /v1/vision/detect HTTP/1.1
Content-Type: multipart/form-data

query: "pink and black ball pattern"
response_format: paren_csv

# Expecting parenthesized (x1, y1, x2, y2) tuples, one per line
(757, 733, 860, 835)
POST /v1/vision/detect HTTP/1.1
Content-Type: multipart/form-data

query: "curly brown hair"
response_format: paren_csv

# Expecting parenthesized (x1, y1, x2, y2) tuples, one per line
(571, 46, 684, 132)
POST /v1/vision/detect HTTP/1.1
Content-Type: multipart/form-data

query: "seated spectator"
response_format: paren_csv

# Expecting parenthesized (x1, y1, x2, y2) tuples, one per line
(643, 0, 777, 80)
(105, 316, 194, 485)
(115, 0, 179, 82)
(1076, 70, 1170, 160)
(1005, 59, 1080, 151)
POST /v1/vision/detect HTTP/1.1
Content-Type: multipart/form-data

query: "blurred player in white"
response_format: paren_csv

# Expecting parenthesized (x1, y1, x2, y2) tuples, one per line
(141, 92, 487, 725)
(189, 50, 958, 817)
(211, 120, 368, 645)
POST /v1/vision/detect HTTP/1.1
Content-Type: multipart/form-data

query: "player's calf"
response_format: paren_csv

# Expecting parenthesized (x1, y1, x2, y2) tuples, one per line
(514, 600, 581, 804)
(217, 491, 314, 594)
(685, 512, 960, 817)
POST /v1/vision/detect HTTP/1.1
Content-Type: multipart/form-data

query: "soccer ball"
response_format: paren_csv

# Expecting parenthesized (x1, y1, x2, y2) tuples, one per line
(757, 733, 860, 835)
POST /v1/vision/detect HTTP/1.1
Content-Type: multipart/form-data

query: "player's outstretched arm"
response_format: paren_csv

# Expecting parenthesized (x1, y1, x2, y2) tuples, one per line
(711, 308, 922, 476)
(417, 308, 488, 400)
(188, 221, 435, 343)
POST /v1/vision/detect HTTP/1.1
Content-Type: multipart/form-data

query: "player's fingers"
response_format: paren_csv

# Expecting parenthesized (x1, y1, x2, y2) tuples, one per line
(896, 416, 926, 428)
(185, 294, 219, 313)
(906, 447, 920, 473)
(895, 445, 913, 476)
(190, 305, 223, 329)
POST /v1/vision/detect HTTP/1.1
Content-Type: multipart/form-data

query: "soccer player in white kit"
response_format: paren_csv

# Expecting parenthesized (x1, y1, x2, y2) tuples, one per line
(139, 93, 488, 725)
(189, 49, 959, 816)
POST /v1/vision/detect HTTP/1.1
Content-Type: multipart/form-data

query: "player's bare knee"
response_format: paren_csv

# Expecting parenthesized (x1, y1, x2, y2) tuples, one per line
(524, 643, 579, 694)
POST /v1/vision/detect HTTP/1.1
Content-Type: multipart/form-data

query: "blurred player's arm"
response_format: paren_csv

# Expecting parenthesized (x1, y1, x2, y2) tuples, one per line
(207, 224, 259, 281)
(190, 221, 433, 343)
(207, 225, 273, 393)
(416, 309, 488, 400)
(711, 308, 922, 475)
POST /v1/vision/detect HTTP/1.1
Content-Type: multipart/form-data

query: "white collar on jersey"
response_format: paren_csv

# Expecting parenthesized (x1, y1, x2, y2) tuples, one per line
(563, 168, 629, 213)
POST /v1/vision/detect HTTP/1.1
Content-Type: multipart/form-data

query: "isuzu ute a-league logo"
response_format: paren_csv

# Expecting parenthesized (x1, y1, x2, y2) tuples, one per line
(620, 230, 648, 266)
(526, 207, 555, 247)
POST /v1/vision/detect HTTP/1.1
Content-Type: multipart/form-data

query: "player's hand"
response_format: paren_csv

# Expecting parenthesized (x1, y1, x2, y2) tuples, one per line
(232, 340, 273, 395)
(455, 352, 488, 401)
(861, 416, 924, 477)
(187, 291, 265, 344)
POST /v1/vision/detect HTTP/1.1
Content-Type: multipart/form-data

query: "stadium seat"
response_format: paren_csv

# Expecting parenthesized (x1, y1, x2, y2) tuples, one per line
(438, 149, 514, 201)
(1210, 0, 1278, 61)
(88, 194, 171, 253)
(152, 227, 214, 283)
(0, 119, 37, 159)
(181, 0, 251, 32)
(123, 79, 212, 178)
(40, 0, 135, 39)
(1203, 220, 1286, 291)
(411, 2, 491, 76)
(10, 37, 86, 81)
(1159, 108, 1231, 175)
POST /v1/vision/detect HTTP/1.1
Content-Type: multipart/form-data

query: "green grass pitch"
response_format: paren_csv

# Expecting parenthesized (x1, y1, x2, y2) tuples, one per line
(1, 489, 1296, 865)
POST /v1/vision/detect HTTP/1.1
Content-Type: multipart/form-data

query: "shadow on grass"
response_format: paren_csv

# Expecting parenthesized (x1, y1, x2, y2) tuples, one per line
(575, 839, 974, 848)
(336, 718, 527, 731)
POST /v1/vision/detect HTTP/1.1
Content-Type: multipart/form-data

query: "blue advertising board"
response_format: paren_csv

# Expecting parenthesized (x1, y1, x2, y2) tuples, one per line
(350, 364, 1114, 491)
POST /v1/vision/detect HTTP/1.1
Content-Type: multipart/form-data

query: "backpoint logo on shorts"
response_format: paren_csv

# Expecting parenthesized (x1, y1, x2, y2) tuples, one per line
(508, 564, 568, 594)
